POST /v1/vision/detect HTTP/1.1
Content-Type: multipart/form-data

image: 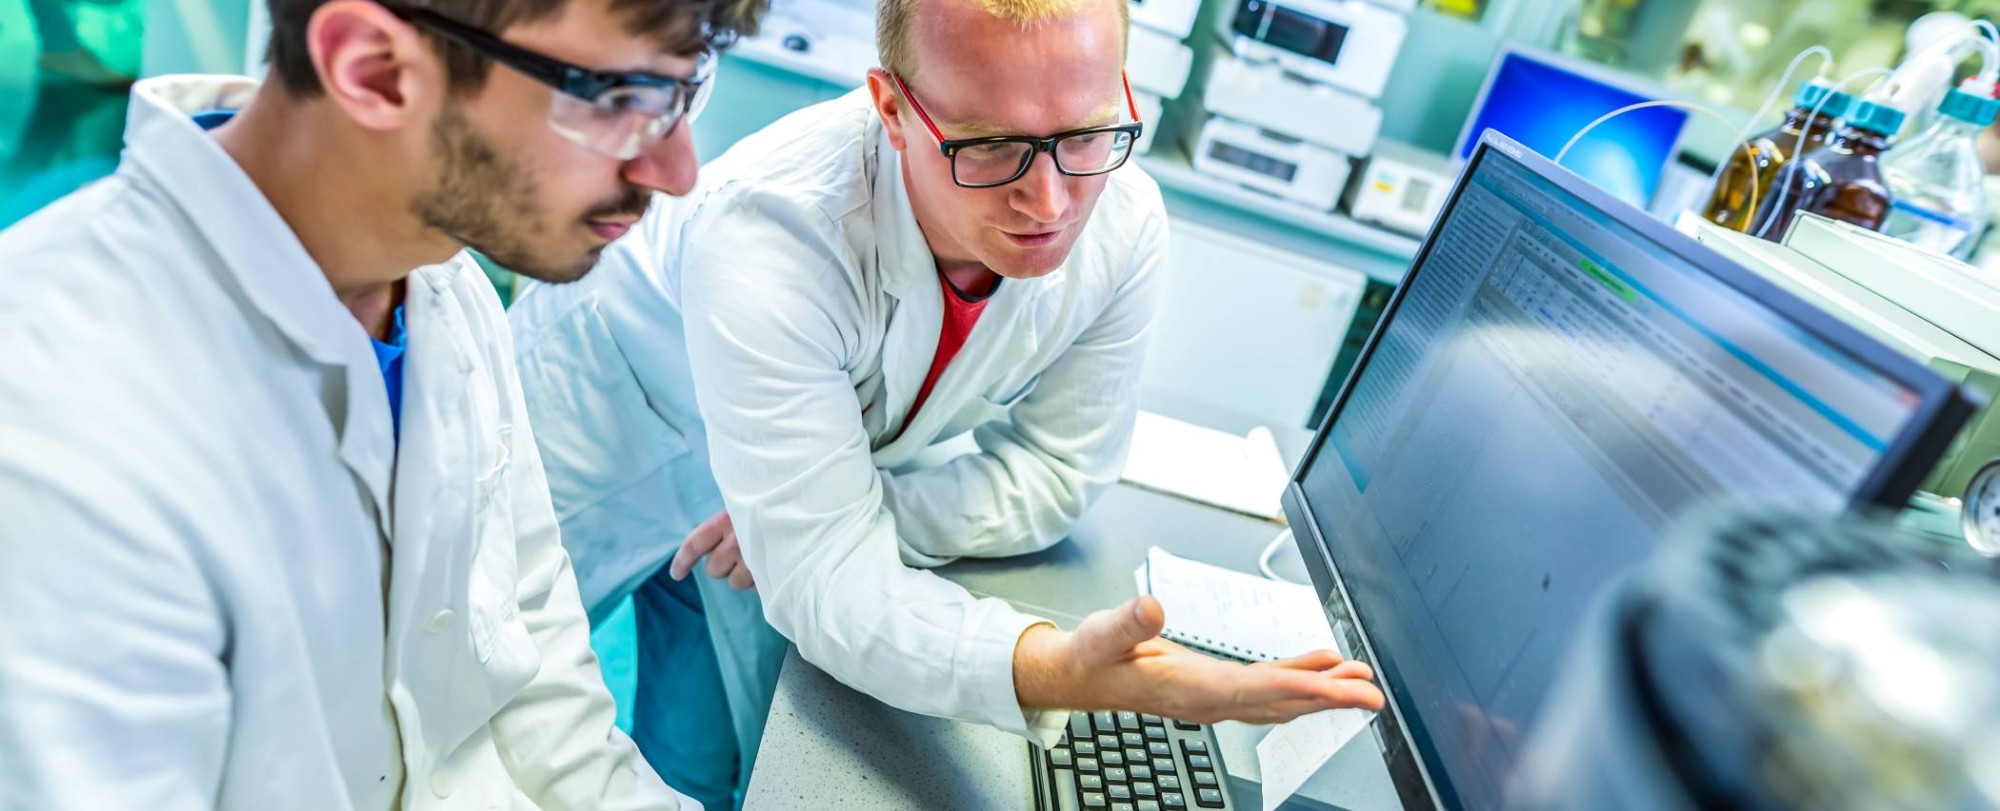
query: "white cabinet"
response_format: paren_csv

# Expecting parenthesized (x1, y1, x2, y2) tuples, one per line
(1142, 218, 1367, 430)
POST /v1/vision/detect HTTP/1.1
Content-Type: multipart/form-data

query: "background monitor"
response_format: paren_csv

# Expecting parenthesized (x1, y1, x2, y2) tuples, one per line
(1283, 132, 1973, 811)
(1454, 46, 1689, 209)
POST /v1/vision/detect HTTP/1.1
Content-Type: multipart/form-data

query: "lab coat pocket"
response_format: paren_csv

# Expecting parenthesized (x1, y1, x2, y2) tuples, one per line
(468, 446, 537, 681)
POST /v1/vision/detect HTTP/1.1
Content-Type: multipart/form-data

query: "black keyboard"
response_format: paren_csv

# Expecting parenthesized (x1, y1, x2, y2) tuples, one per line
(1029, 711, 1232, 811)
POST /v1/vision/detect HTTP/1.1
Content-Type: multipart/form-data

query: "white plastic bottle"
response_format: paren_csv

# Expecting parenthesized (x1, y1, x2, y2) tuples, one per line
(1881, 87, 2000, 258)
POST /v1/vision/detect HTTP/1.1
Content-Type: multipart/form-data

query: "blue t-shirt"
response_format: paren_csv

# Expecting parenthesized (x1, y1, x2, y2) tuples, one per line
(371, 306, 407, 441)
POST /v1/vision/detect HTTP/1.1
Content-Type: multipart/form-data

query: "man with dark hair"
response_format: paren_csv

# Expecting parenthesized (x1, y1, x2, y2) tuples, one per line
(0, 0, 761, 808)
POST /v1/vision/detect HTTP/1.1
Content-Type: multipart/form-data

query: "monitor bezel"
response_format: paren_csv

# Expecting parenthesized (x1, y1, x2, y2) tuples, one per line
(1283, 130, 1977, 811)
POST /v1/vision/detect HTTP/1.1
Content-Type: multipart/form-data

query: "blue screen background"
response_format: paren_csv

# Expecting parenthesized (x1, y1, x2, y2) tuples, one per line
(1458, 54, 1687, 208)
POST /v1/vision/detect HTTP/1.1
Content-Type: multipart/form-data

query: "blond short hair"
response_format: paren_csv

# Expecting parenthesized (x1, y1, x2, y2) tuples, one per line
(876, 0, 1129, 79)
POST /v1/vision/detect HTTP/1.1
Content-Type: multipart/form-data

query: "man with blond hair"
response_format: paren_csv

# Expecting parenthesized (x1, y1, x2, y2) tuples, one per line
(508, 0, 1385, 806)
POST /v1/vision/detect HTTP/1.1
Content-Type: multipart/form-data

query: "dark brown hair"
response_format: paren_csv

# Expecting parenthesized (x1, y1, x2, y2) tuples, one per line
(264, 0, 767, 96)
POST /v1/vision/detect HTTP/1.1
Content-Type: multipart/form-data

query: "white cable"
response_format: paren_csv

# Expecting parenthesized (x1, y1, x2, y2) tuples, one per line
(1747, 48, 1834, 140)
(1555, 100, 1761, 223)
(1258, 528, 1307, 584)
(1747, 66, 1894, 238)
(1972, 19, 2000, 86)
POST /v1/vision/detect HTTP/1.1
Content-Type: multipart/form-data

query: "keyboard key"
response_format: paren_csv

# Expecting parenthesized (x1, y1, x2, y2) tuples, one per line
(1070, 713, 1093, 741)
(1153, 758, 1176, 773)
(1083, 791, 1108, 809)
(1130, 765, 1153, 781)
(1099, 734, 1120, 750)
(1174, 720, 1201, 731)
(1126, 748, 1149, 764)
(1076, 741, 1099, 756)
(1135, 782, 1158, 798)
(1103, 751, 1126, 767)
(1141, 714, 1165, 727)
(1081, 774, 1104, 791)
(1054, 766, 1079, 807)
(1183, 741, 1209, 756)
(1139, 801, 1162, 811)
(1106, 767, 1128, 783)
(1163, 792, 1187, 809)
(1149, 742, 1172, 757)
(1110, 784, 1134, 801)
(1196, 788, 1225, 808)
(1144, 727, 1167, 742)
(1051, 749, 1074, 767)
(1117, 711, 1141, 731)
(1192, 771, 1218, 788)
(1094, 712, 1118, 733)
(1078, 757, 1100, 773)
(1160, 775, 1183, 791)
(1122, 732, 1145, 748)
(1113, 804, 1135, 811)
(1187, 755, 1212, 770)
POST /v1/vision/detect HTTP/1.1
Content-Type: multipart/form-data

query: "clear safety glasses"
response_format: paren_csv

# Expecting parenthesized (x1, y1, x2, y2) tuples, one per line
(890, 71, 1145, 189)
(388, 4, 717, 161)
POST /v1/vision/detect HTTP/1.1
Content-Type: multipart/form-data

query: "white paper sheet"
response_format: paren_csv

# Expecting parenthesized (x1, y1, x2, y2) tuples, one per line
(1256, 708, 1377, 811)
(1120, 411, 1287, 519)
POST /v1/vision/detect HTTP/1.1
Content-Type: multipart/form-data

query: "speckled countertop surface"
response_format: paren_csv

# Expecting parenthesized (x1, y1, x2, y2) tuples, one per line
(744, 648, 1032, 809)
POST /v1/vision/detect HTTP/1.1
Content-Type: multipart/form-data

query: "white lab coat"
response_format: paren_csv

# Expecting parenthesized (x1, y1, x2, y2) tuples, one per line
(0, 76, 693, 811)
(509, 89, 1169, 743)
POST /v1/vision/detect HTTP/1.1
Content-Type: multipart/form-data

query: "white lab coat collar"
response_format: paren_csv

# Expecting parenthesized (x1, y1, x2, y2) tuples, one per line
(123, 75, 396, 534)
(863, 119, 1045, 458)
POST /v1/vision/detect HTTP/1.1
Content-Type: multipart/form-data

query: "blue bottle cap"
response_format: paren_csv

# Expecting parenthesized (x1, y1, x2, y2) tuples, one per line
(1844, 100, 1907, 137)
(1939, 88, 2000, 127)
(1795, 82, 1856, 119)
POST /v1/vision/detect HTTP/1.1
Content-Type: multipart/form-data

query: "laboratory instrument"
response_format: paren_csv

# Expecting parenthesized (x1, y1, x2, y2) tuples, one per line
(1200, 56, 1383, 158)
(1345, 141, 1455, 236)
(1685, 215, 2000, 499)
(1786, 212, 2000, 353)
(1284, 131, 1973, 811)
(1958, 458, 2000, 556)
(1191, 116, 1352, 211)
(1227, 0, 1407, 100)
(1129, 0, 1204, 40)
(1127, 23, 1194, 99)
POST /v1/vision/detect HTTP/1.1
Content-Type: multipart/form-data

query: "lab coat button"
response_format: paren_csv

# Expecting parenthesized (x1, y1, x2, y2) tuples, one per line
(426, 610, 455, 634)
(430, 772, 453, 798)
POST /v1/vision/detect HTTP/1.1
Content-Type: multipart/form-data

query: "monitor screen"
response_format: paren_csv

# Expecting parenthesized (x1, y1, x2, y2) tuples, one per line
(1288, 139, 1964, 810)
(1456, 48, 1687, 208)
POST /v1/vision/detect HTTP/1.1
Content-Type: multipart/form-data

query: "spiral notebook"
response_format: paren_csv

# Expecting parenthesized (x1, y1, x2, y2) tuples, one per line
(1133, 547, 1341, 663)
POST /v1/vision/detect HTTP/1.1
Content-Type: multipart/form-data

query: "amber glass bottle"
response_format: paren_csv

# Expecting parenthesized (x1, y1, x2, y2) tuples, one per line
(1701, 81, 1853, 232)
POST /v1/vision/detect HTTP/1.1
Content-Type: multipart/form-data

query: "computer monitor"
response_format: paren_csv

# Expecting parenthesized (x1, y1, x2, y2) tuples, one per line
(1282, 132, 1974, 811)
(1453, 46, 1688, 209)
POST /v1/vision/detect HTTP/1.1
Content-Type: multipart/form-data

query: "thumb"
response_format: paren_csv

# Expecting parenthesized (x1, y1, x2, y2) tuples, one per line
(1074, 596, 1166, 664)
